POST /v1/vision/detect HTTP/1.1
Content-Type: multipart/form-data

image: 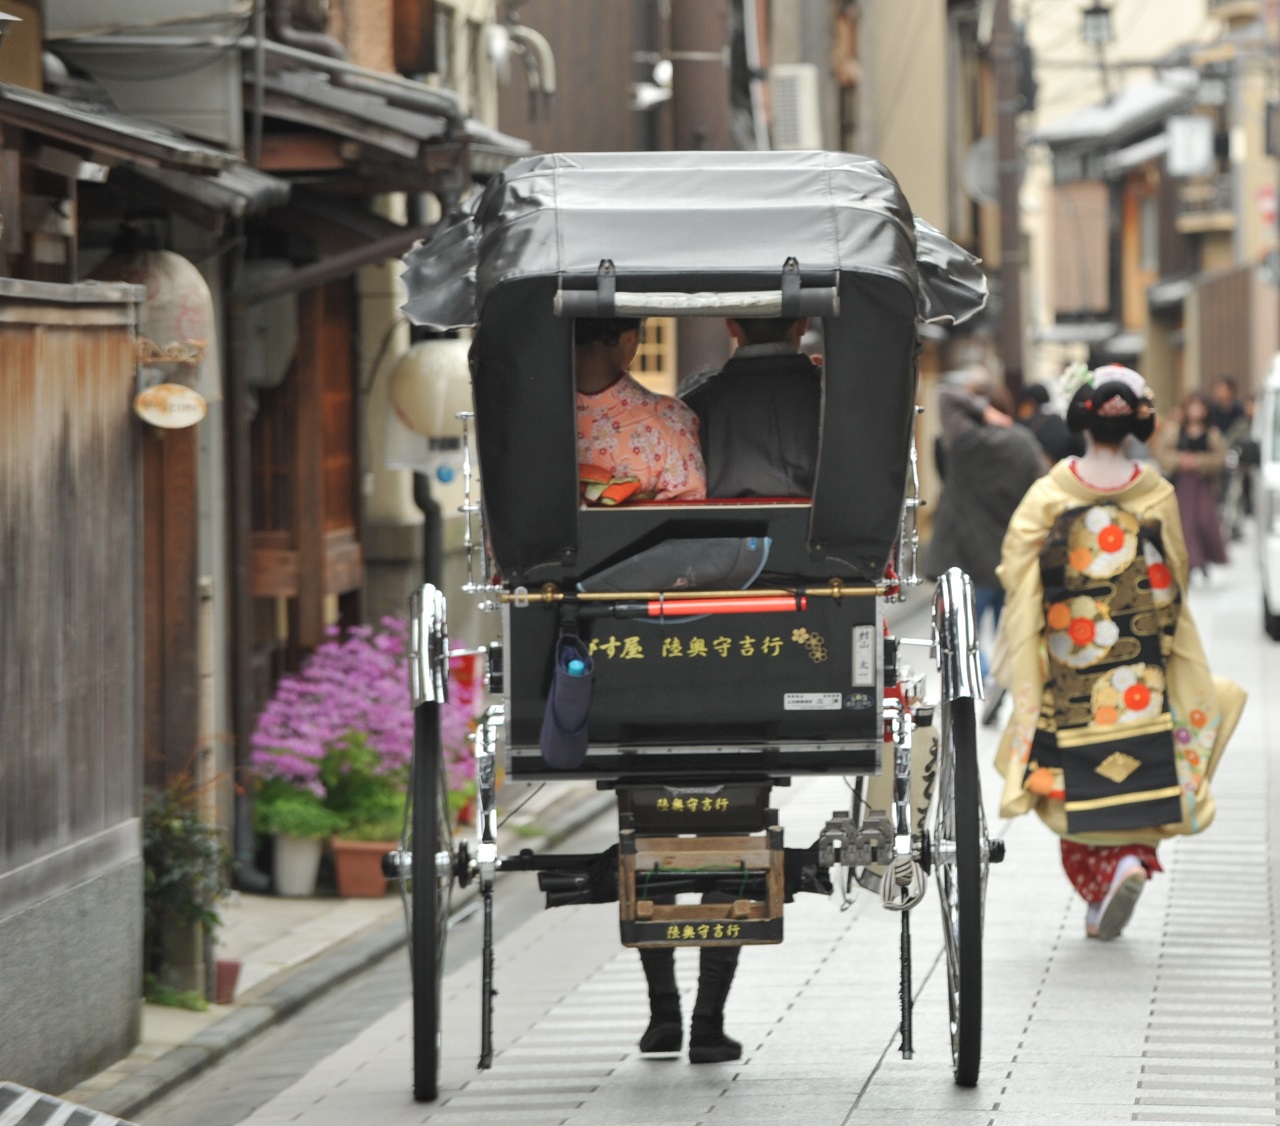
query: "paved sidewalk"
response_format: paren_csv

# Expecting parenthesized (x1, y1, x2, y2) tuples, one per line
(60, 578, 936, 1124)
(63, 777, 615, 1121)
(223, 539, 1277, 1126)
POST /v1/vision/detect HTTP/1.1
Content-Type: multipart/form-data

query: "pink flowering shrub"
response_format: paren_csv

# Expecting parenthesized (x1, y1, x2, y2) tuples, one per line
(250, 617, 480, 837)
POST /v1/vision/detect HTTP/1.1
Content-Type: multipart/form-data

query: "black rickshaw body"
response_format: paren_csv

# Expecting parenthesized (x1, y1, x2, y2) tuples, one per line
(397, 149, 994, 1097)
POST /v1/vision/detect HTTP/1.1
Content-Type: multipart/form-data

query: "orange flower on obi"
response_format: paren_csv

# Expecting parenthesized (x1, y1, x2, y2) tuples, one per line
(1097, 524, 1126, 553)
(1068, 618, 1096, 646)
(1090, 664, 1165, 726)
(1068, 505, 1140, 579)
(1047, 595, 1119, 669)
(1026, 767, 1059, 796)
(1124, 684, 1151, 711)
(1148, 562, 1172, 590)
(1046, 602, 1072, 631)
(1189, 709, 1207, 728)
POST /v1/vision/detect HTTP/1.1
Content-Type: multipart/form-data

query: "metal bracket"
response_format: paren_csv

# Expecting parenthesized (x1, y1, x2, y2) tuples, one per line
(816, 811, 895, 870)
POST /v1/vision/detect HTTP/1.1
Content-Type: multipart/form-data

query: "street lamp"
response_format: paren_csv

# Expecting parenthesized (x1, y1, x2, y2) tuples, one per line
(1080, 3, 1114, 45)
(1080, 3, 1114, 99)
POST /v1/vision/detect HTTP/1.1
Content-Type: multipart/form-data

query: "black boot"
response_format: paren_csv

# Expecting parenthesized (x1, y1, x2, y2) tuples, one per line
(689, 945, 742, 1063)
(638, 948, 682, 1053)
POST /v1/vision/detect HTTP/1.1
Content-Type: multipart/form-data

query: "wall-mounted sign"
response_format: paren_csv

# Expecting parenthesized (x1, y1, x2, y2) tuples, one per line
(134, 382, 207, 429)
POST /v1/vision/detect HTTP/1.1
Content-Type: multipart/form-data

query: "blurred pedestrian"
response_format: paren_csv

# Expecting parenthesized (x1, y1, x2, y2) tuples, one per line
(1154, 390, 1228, 578)
(1207, 374, 1244, 437)
(1016, 382, 1084, 463)
(926, 368, 1045, 725)
(994, 364, 1245, 941)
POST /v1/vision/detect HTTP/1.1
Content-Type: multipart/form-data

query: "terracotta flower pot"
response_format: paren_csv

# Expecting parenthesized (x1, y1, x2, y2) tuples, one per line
(214, 958, 241, 1005)
(331, 838, 395, 897)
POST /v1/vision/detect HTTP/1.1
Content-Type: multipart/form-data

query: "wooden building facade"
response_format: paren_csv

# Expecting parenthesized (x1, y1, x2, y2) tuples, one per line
(0, 279, 146, 1092)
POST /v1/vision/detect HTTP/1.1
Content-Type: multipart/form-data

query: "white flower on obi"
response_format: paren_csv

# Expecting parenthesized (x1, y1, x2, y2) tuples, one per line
(1090, 663, 1165, 726)
(1046, 594, 1120, 669)
(1068, 506, 1139, 580)
(1142, 539, 1177, 607)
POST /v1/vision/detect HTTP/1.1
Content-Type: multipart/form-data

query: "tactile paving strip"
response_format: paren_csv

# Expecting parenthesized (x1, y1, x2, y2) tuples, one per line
(1134, 776, 1279, 1125)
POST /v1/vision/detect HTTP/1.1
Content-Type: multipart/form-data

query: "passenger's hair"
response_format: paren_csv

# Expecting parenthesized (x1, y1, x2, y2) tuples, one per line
(1066, 380, 1155, 444)
(730, 316, 806, 346)
(574, 317, 642, 347)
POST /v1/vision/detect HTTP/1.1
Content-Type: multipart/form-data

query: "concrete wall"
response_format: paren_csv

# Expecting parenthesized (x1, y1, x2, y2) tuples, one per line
(0, 834, 142, 1093)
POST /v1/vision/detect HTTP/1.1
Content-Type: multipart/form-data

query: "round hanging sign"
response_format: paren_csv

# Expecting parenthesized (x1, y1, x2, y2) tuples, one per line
(134, 383, 208, 429)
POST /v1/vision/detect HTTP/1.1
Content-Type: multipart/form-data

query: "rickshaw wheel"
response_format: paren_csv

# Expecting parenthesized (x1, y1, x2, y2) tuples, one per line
(409, 698, 454, 1102)
(933, 694, 984, 1087)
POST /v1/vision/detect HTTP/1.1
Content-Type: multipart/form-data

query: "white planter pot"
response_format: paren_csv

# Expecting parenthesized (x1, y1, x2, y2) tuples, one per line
(273, 834, 323, 897)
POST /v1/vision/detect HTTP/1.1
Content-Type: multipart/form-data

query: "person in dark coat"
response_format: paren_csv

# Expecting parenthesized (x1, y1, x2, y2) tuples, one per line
(1017, 382, 1085, 463)
(680, 316, 821, 497)
(926, 372, 1046, 723)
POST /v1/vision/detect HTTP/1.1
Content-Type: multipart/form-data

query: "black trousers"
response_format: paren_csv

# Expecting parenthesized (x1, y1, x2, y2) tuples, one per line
(638, 892, 741, 1034)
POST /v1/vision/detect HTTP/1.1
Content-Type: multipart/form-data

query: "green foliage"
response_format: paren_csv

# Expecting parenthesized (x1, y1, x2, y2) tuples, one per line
(142, 775, 230, 978)
(253, 777, 347, 840)
(144, 973, 209, 1012)
(319, 731, 407, 842)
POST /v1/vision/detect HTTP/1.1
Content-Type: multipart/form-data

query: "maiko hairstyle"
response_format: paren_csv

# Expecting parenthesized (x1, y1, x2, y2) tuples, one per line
(1066, 377, 1156, 445)
(574, 317, 642, 347)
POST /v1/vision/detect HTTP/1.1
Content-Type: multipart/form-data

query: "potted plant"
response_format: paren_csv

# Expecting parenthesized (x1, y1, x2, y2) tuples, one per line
(251, 617, 480, 898)
(142, 773, 230, 1003)
(253, 778, 346, 897)
(322, 730, 411, 897)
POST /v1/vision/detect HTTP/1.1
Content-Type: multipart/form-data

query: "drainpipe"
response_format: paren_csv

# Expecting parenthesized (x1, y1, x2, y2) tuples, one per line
(268, 0, 346, 60)
(226, 235, 272, 894)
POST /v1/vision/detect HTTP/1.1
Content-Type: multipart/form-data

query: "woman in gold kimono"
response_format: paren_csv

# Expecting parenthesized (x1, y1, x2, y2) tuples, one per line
(994, 365, 1245, 940)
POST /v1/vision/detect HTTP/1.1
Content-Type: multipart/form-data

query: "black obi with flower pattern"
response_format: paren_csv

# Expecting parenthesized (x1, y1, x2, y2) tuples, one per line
(1026, 502, 1184, 834)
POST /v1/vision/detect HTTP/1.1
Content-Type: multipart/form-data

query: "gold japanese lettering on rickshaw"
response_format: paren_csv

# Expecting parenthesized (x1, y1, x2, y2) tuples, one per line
(654, 796, 732, 812)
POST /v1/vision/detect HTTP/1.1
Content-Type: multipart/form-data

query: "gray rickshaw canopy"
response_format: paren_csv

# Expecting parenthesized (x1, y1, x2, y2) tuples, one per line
(400, 150, 989, 584)
(402, 150, 988, 330)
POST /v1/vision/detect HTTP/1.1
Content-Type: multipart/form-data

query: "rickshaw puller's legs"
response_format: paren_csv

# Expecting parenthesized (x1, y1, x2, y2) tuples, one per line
(690, 946, 743, 1063)
(638, 947, 682, 1053)
(637, 943, 742, 1062)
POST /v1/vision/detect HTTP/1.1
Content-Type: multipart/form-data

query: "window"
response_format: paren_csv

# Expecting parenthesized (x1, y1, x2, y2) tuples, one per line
(434, 6, 455, 85)
(630, 317, 678, 397)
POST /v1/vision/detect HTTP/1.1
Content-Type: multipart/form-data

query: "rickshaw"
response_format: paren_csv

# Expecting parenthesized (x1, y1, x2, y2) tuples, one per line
(389, 150, 1000, 1101)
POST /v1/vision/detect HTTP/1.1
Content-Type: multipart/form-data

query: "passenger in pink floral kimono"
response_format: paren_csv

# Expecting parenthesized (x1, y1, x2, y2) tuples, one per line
(574, 317, 706, 504)
(993, 365, 1245, 941)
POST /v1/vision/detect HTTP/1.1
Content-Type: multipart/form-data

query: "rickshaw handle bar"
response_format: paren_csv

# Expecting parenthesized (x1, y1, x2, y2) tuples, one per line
(555, 288, 840, 319)
(499, 583, 886, 606)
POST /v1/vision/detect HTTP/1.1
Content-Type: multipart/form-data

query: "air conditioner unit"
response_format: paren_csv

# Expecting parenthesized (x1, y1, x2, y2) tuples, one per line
(770, 63, 823, 151)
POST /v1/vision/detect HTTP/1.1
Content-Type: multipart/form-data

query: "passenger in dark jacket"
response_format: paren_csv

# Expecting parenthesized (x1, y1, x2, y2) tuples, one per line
(681, 316, 821, 497)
